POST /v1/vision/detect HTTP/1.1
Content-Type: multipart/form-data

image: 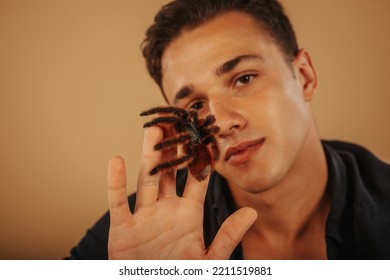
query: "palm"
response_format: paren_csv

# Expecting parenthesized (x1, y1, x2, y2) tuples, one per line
(109, 196, 207, 259)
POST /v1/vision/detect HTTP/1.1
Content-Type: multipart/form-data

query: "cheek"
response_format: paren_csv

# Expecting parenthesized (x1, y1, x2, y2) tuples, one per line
(269, 95, 312, 173)
(266, 79, 310, 133)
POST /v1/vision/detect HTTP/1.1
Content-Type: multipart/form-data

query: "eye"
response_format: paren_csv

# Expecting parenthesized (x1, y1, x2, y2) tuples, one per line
(189, 101, 204, 111)
(235, 74, 255, 87)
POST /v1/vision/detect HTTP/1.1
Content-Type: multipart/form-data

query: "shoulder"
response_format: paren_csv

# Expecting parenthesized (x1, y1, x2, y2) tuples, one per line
(323, 140, 390, 193)
(323, 140, 389, 171)
(323, 140, 390, 210)
(323, 140, 390, 258)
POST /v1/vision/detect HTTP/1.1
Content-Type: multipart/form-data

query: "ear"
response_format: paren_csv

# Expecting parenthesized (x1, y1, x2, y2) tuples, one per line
(293, 49, 318, 101)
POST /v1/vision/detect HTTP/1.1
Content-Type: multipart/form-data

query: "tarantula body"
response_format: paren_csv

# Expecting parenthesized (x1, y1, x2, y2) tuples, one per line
(140, 106, 220, 181)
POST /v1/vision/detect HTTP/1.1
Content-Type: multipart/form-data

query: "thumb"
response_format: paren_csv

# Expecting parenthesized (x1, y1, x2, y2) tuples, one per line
(207, 207, 257, 259)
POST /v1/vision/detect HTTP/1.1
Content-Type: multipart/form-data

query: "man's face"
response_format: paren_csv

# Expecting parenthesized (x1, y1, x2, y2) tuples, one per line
(160, 12, 317, 193)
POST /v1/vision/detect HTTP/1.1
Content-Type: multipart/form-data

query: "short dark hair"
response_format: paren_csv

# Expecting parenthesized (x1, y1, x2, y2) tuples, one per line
(141, 0, 299, 100)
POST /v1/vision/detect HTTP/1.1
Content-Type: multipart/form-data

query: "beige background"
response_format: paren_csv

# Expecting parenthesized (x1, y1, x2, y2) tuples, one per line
(0, 0, 389, 259)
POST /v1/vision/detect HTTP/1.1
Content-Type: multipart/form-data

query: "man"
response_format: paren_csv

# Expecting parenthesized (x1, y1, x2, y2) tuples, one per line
(67, 0, 390, 259)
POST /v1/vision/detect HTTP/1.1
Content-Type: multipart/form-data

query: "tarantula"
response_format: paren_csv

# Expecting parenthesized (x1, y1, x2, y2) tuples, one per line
(140, 106, 220, 181)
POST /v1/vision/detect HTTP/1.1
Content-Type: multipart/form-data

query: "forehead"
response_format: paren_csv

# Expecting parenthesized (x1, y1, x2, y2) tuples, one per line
(160, 12, 278, 100)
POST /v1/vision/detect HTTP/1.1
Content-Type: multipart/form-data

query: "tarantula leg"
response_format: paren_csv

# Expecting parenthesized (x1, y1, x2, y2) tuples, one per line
(188, 110, 199, 123)
(143, 116, 179, 128)
(199, 115, 216, 129)
(140, 106, 188, 118)
(154, 134, 191, 150)
(203, 135, 220, 160)
(206, 125, 220, 135)
(149, 154, 193, 175)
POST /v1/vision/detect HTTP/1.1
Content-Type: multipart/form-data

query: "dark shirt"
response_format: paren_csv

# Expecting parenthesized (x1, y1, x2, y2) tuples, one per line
(66, 140, 390, 259)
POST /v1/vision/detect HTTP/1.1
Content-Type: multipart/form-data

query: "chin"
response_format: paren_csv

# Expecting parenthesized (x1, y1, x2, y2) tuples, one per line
(240, 178, 275, 194)
(223, 168, 278, 194)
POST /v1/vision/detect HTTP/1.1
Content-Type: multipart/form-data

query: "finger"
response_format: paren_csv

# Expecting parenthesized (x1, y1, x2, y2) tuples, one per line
(158, 128, 180, 198)
(108, 156, 132, 226)
(158, 169, 177, 198)
(135, 126, 163, 210)
(182, 172, 210, 204)
(207, 207, 257, 259)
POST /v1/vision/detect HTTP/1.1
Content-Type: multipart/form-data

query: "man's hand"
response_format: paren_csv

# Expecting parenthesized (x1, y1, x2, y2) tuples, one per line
(107, 126, 257, 259)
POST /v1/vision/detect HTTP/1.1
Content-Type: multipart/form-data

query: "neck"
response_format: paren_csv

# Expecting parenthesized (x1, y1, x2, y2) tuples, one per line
(228, 128, 329, 242)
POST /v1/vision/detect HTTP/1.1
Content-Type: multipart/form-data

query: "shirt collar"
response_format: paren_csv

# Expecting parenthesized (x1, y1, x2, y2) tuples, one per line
(322, 142, 354, 252)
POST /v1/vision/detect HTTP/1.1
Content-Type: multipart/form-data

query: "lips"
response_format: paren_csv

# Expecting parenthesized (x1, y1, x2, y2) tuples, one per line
(224, 138, 265, 165)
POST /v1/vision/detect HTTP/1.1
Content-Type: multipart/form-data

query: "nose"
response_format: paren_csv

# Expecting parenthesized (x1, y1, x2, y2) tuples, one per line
(209, 99, 246, 138)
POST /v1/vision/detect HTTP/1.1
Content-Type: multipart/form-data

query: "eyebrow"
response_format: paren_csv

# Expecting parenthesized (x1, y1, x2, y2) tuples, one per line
(215, 54, 264, 76)
(172, 54, 263, 104)
(173, 85, 195, 104)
